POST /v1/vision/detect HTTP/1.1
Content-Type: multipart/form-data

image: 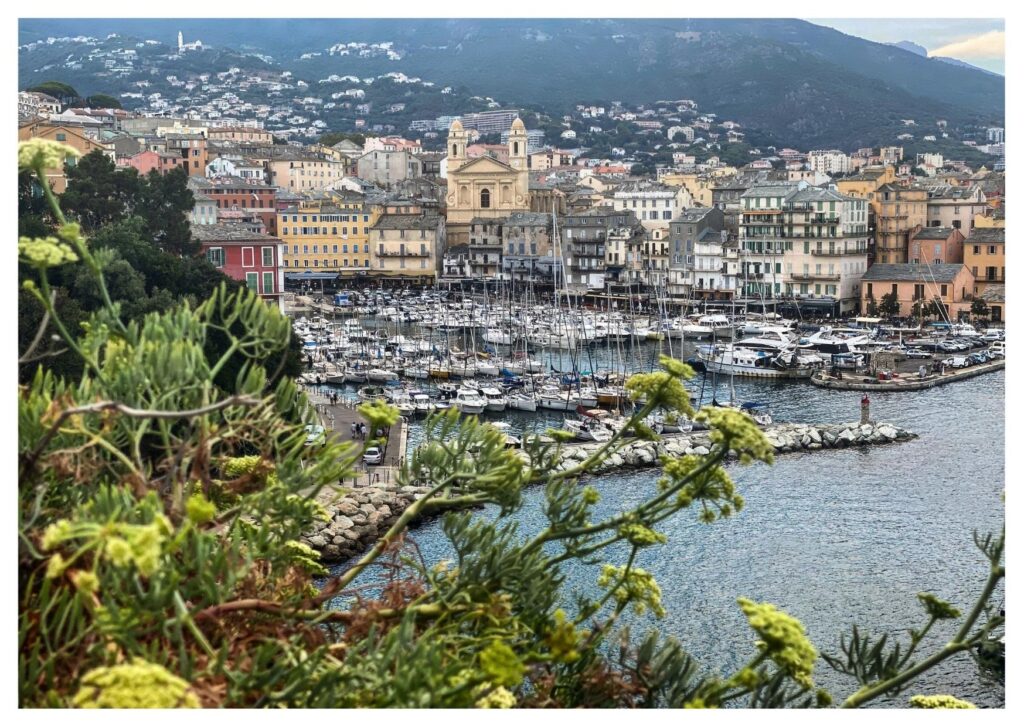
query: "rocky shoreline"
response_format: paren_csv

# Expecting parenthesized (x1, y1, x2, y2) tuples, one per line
(302, 420, 917, 563)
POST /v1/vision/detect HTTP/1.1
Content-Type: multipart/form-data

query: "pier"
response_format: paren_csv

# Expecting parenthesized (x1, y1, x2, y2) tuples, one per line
(810, 359, 1004, 392)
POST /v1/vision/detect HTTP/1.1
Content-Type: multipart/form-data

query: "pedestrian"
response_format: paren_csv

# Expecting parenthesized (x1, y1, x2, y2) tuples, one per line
(351, 422, 357, 439)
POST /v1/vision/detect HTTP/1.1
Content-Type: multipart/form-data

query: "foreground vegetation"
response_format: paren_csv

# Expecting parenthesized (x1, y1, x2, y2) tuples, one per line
(18, 141, 1003, 708)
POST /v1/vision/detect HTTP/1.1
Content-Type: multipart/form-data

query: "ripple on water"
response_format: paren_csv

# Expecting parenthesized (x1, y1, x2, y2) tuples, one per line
(330, 363, 1004, 707)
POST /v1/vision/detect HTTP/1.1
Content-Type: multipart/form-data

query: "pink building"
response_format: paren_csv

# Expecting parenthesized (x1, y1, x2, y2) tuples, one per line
(119, 149, 180, 175)
(860, 263, 975, 319)
(908, 227, 965, 265)
(192, 224, 284, 310)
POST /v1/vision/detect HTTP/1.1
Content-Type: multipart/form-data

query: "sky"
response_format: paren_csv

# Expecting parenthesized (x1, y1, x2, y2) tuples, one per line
(807, 18, 1004, 74)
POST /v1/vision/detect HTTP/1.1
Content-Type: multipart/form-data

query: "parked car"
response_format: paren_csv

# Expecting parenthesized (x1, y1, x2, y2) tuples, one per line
(988, 341, 1006, 358)
(967, 352, 988, 365)
(363, 446, 384, 465)
(905, 348, 932, 360)
(938, 341, 959, 352)
(942, 356, 970, 369)
(304, 424, 326, 447)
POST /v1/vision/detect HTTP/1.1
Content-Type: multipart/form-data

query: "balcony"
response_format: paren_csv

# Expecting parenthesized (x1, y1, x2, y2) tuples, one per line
(377, 249, 431, 257)
(790, 272, 841, 281)
(811, 248, 867, 256)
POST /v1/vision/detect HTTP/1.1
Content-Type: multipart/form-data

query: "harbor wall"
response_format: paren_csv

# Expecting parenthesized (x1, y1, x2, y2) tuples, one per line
(810, 359, 1004, 391)
(302, 420, 917, 563)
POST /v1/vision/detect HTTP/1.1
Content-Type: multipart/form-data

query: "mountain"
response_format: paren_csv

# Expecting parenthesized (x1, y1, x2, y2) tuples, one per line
(889, 40, 927, 56)
(19, 18, 1004, 150)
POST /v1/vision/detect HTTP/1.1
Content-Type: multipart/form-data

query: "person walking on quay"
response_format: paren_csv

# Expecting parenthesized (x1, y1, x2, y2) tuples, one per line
(350, 422, 357, 439)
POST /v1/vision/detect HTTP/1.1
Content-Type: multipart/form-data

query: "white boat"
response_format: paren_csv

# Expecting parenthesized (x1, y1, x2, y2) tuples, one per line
(682, 314, 734, 338)
(563, 417, 613, 442)
(490, 421, 522, 448)
(507, 392, 538, 412)
(453, 388, 487, 415)
(411, 393, 437, 416)
(481, 387, 508, 412)
(537, 386, 580, 411)
(476, 361, 501, 377)
(367, 368, 399, 383)
(483, 328, 513, 345)
(387, 390, 416, 418)
(698, 345, 822, 379)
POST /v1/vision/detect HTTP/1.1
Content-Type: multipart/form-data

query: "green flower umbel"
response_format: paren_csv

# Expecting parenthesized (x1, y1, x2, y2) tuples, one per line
(737, 597, 818, 688)
(72, 659, 200, 708)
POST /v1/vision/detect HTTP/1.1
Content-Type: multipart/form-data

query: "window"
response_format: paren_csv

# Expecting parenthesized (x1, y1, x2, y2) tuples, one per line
(241, 247, 254, 267)
(480, 189, 491, 208)
(262, 272, 274, 294)
(940, 284, 948, 297)
(261, 247, 274, 267)
(245, 272, 258, 291)
(206, 247, 224, 268)
(56, 133, 66, 141)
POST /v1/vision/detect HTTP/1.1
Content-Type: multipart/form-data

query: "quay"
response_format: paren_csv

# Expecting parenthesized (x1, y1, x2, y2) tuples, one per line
(810, 358, 1004, 392)
(305, 386, 408, 488)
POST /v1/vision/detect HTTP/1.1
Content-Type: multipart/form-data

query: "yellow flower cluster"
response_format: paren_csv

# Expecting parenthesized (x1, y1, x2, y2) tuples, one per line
(474, 685, 517, 709)
(917, 592, 961, 620)
(545, 609, 582, 663)
(222, 455, 264, 477)
(19, 235, 79, 269)
(72, 659, 200, 708)
(598, 565, 666, 617)
(625, 371, 695, 418)
(185, 492, 216, 524)
(696, 407, 775, 465)
(41, 513, 172, 581)
(18, 139, 80, 171)
(479, 640, 527, 688)
(737, 597, 817, 689)
(618, 522, 667, 547)
(358, 400, 400, 431)
(909, 694, 976, 709)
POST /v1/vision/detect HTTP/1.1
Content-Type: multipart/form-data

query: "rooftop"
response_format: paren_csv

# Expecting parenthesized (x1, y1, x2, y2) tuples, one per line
(860, 263, 966, 283)
(192, 224, 280, 243)
(964, 228, 1005, 244)
(912, 227, 957, 240)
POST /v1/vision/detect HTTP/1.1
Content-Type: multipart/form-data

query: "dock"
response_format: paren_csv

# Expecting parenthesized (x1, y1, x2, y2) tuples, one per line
(810, 359, 1004, 391)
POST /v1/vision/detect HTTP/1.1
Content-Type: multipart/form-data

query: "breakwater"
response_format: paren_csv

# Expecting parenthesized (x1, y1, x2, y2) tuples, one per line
(303, 420, 916, 562)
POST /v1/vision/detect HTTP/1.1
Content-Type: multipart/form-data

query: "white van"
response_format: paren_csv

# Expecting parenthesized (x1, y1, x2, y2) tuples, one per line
(988, 341, 1005, 358)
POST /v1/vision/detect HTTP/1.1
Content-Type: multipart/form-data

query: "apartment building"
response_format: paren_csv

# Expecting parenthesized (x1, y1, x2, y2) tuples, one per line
(807, 149, 851, 175)
(739, 183, 870, 313)
(962, 228, 1005, 298)
(667, 207, 729, 300)
(267, 154, 346, 192)
(924, 184, 988, 231)
(612, 181, 692, 230)
(355, 148, 423, 188)
(193, 224, 284, 311)
(369, 208, 444, 283)
(908, 227, 965, 265)
(872, 183, 927, 264)
(860, 264, 974, 320)
(277, 199, 378, 275)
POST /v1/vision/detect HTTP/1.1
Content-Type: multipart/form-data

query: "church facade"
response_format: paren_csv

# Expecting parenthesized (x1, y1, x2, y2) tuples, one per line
(444, 118, 532, 246)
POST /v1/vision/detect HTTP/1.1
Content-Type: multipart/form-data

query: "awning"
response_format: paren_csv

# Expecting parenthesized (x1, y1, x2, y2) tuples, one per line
(284, 272, 340, 280)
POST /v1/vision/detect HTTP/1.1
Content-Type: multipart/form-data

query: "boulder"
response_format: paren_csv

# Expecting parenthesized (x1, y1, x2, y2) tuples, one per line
(323, 544, 340, 559)
(337, 500, 360, 516)
(692, 445, 710, 456)
(333, 515, 354, 532)
(809, 429, 822, 444)
(341, 529, 360, 541)
(308, 534, 327, 548)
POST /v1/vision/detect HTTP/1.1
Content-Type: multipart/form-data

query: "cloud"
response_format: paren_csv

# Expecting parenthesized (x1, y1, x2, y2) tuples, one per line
(929, 30, 1005, 60)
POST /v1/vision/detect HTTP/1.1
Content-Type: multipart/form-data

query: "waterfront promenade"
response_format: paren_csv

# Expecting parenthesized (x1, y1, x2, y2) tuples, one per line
(304, 387, 408, 488)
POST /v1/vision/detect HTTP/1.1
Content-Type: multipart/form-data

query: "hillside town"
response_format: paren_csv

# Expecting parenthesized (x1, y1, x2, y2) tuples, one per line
(19, 87, 1006, 324)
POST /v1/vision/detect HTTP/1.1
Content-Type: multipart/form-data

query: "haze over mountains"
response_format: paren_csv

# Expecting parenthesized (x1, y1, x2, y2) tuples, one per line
(19, 18, 1004, 150)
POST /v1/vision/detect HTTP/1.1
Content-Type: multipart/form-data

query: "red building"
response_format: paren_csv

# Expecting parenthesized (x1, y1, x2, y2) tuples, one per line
(192, 224, 284, 310)
(188, 176, 279, 235)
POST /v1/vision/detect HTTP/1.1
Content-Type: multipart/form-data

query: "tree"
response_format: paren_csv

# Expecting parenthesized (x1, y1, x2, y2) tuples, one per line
(82, 94, 123, 110)
(971, 298, 990, 322)
(864, 293, 878, 317)
(26, 80, 79, 103)
(17, 140, 1005, 709)
(319, 131, 365, 148)
(877, 291, 901, 319)
(138, 167, 198, 257)
(61, 150, 143, 230)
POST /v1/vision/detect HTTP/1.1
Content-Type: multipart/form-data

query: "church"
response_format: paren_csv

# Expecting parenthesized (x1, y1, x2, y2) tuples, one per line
(444, 118, 532, 246)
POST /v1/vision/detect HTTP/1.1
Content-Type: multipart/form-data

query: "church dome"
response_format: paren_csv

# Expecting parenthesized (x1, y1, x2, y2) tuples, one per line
(449, 119, 463, 132)
(511, 117, 525, 132)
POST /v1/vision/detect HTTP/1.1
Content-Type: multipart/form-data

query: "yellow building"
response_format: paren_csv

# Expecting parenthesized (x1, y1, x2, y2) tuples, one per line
(277, 194, 380, 276)
(18, 122, 113, 192)
(835, 165, 896, 201)
(873, 183, 927, 264)
(445, 118, 531, 246)
(973, 212, 1005, 229)
(963, 228, 1004, 300)
(660, 172, 715, 207)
